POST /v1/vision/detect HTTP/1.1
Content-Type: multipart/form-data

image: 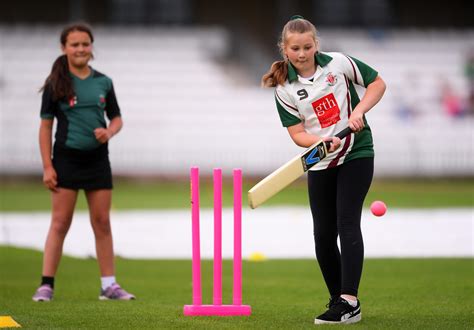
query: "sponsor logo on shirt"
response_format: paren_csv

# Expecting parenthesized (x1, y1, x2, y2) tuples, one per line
(311, 93, 341, 128)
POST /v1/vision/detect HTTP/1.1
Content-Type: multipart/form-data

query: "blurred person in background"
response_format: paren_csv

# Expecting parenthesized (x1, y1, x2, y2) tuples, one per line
(464, 50, 474, 116)
(262, 16, 385, 325)
(392, 72, 420, 122)
(32, 23, 135, 302)
(440, 80, 465, 118)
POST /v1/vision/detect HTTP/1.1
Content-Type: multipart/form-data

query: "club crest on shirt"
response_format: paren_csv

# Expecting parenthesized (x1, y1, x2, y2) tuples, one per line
(325, 72, 337, 86)
(69, 96, 78, 107)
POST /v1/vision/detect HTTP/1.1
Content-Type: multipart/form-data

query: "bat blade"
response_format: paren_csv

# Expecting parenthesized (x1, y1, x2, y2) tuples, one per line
(248, 127, 352, 209)
(248, 140, 327, 209)
(248, 153, 306, 209)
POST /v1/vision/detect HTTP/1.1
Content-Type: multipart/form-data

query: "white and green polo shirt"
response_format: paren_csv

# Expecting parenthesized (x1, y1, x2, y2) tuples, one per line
(275, 52, 378, 170)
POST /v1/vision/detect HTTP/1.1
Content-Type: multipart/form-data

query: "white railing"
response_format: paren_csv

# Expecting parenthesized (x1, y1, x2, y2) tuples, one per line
(0, 27, 472, 177)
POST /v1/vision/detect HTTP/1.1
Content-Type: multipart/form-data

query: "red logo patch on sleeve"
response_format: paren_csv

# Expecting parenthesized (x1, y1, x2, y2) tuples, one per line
(311, 93, 341, 128)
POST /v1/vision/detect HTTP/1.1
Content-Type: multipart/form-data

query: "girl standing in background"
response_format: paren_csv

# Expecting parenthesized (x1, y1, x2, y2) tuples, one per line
(33, 23, 135, 302)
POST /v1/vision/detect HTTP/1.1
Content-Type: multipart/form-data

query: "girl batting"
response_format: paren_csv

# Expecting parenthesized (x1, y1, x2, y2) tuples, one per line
(262, 16, 386, 324)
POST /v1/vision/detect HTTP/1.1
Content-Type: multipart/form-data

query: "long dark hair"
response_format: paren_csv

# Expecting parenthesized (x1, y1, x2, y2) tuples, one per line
(40, 23, 94, 101)
(261, 17, 318, 87)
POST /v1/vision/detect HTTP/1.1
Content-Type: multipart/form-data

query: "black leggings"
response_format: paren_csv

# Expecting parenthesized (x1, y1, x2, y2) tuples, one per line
(307, 157, 373, 297)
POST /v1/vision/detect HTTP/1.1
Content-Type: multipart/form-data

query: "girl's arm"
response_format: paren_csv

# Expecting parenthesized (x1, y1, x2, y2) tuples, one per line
(349, 75, 386, 132)
(94, 116, 123, 143)
(39, 119, 58, 191)
(287, 123, 341, 152)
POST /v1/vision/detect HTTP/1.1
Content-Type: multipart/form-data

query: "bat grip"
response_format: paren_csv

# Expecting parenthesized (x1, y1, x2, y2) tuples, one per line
(325, 127, 353, 149)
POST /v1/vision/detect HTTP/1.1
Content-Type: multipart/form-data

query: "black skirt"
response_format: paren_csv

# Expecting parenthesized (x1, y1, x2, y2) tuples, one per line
(52, 143, 113, 190)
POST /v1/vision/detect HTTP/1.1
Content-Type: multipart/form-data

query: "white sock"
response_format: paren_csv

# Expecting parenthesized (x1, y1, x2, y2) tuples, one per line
(101, 276, 116, 290)
(341, 296, 358, 307)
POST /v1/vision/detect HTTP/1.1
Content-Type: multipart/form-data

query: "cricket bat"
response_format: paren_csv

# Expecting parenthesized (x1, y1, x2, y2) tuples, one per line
(248, 127, 352, 209)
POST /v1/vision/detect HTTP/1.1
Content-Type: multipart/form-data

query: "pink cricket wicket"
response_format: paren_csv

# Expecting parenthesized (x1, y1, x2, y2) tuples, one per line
(184, 167, 251, 317)
(213, 168, 222, 306)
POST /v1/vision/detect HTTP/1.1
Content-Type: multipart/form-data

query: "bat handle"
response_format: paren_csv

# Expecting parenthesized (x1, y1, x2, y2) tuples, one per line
(335, 127, 353, 139)
(325, 127, 353, 149)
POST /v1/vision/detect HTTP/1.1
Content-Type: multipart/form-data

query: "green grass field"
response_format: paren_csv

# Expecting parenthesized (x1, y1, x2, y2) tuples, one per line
(1, 177, 473, 211)
(0, 247, 473, 329)
(1, 178, 473, 328)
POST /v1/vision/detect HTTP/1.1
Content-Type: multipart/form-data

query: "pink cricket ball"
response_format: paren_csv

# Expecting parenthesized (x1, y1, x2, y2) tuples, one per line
(370, 201, 387, 217)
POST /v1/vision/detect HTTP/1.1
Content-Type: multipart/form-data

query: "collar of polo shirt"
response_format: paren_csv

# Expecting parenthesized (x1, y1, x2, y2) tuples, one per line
(287, 52, 333, 83)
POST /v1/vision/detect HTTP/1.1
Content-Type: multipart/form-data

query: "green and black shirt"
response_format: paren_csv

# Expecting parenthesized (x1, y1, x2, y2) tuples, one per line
(40, 68, 121, 151)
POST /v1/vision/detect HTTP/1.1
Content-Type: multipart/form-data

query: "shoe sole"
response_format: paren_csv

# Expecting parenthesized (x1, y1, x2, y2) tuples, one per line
(314, 313, 361, 325)
(99, 296, 136, 301)
(32, 298, 51, 302)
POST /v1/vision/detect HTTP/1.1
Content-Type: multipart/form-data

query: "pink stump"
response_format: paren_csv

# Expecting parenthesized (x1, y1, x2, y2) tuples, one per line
(213, 168, 222, 306)
(233, 168, 243, 305)
(189, 167, 201, 306)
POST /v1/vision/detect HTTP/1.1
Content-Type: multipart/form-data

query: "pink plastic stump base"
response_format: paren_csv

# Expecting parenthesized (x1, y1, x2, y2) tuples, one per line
(183, 304, 251, 316)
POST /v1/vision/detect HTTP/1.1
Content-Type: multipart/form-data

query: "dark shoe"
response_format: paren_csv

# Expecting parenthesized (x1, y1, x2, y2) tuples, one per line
(327, 295, 339, 309)
(315, 297, 361, 325)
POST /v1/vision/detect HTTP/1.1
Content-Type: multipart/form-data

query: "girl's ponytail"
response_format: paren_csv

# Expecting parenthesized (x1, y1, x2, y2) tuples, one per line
(261, 60, 288, 87)
(40, 54, 74, 101)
